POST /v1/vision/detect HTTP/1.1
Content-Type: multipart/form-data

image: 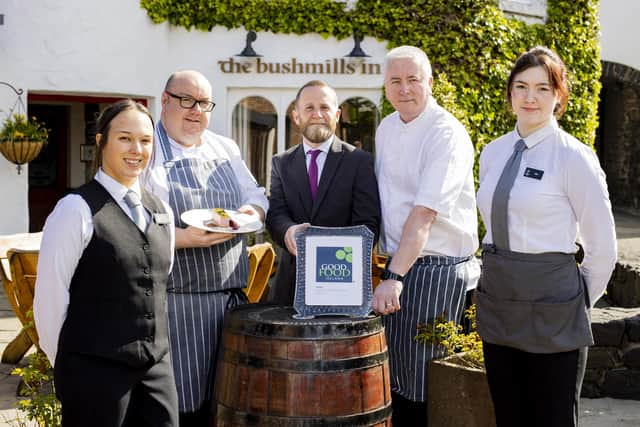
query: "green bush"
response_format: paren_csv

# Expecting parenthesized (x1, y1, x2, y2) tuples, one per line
(415, 305, 484, 369)
(11, 352, 61, 427)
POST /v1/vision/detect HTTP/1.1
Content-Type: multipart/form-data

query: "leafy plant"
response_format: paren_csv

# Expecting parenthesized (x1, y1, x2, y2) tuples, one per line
(11, 351, 61, 427)
(415, 305, 484, 369)
(9, 311, 61, 427)
(0, 114, 49, 143)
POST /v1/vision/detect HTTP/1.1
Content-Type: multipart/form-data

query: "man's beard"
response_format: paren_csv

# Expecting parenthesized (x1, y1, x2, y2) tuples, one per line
(301, 122, 334, 144)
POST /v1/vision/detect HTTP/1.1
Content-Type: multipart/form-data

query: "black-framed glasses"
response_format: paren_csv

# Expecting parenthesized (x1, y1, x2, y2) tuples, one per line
(165, 90, 215, 112)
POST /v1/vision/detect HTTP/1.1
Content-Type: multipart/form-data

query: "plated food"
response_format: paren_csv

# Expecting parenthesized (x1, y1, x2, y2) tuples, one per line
(205, 208, 239, 230)
(181, 208, 263, 234)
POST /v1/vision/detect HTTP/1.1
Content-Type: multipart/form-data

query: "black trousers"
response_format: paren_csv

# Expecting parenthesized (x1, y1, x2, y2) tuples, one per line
(178, 400, 211, 427)
(483, 341, 588, 427)
(391, 391, 427, 427)
(54, 352, 178, 427)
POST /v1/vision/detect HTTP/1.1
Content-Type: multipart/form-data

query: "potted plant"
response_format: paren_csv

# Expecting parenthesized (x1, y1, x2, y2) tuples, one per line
(0, 113, 48, 173)
(415, 306, 496, 427)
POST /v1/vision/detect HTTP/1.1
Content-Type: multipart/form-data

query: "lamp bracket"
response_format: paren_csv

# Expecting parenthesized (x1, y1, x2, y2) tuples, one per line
(237, 30, 262, 57)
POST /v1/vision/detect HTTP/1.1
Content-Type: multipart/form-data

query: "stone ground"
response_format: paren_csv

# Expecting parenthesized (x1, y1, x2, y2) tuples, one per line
(0, 295, 36, 427)
(616, 210, 640, 265)
(0, 212, 638, 426)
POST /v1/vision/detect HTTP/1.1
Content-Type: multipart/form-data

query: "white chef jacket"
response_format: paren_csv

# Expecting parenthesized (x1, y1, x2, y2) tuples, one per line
(376, 97, 478, 258)
(145, 128, 268, 215)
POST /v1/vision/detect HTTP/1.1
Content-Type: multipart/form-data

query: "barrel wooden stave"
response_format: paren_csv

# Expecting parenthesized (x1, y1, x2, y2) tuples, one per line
(217, 335, 388, 416)
(214, 306, 391, 426)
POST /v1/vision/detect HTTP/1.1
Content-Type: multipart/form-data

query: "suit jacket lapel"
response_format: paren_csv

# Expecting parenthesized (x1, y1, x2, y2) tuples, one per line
(290, 144, 313, 218)
(311, 138, 344, 219)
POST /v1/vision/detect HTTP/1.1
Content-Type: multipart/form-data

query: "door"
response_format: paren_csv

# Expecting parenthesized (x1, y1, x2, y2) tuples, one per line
(27, 105, 69, 232)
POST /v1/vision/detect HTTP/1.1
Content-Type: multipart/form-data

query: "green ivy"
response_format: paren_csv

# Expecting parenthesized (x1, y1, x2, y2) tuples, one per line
(140, 0, 600, 159)
(140, 0, 600, 148)
(140, 0, 601, 152)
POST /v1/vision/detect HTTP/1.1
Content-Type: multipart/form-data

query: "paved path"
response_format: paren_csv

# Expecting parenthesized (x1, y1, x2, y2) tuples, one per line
(616, 209, 640, 265)
(0, 288, 35, 426)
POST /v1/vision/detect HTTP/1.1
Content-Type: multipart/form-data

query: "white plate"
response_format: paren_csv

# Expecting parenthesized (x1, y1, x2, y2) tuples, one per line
(181, 209, 263, 234)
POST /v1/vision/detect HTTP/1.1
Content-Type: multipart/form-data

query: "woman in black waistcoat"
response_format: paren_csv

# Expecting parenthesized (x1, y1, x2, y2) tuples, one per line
(475, 46, 617, 427)
(34, 99, 178, 427)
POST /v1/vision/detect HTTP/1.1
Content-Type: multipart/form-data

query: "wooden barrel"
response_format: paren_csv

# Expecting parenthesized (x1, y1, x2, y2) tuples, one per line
(214, 305, 392, 426)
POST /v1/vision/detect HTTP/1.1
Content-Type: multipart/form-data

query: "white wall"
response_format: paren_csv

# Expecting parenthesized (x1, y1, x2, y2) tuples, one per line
(600, 0, 640, 70)
(0, 145, 28, 234)
(0, 0, 387, 233)
(0, 85, 30, 234)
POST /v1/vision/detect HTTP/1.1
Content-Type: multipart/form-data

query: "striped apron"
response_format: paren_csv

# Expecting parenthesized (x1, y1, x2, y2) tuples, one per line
(157, 122, 248, 412)
(383, 255, 476, 402)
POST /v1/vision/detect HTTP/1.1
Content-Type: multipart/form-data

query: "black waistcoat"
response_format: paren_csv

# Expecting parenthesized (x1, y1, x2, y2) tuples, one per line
(57, 179, 172, 367)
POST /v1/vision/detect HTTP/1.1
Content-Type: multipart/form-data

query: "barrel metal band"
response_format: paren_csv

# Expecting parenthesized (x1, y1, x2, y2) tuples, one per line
(226, 318, 385, 340)
(217, 402, 392, 427)
(222, 349, 388, 372)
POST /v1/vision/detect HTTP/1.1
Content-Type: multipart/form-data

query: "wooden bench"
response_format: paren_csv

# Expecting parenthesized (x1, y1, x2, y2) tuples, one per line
(0, 232, 42, 364)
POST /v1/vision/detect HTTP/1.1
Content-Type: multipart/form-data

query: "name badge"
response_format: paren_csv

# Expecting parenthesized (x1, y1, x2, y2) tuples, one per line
(524, 167, 544, 180)
(153, 213, 171, 225)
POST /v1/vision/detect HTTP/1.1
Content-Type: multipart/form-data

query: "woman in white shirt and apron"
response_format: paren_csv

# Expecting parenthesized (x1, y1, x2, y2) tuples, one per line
(476, 46, 617, 427)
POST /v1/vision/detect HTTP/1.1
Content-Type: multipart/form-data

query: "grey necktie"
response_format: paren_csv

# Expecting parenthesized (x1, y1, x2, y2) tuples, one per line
(124, 190, 147, 232)
(490, 139, 527, 250)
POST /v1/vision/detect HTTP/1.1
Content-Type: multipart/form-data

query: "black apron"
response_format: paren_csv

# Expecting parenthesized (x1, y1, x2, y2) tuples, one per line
(476, 244, 593, 353)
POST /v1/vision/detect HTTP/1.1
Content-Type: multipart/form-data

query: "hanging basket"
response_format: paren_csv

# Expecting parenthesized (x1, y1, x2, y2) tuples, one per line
(0, 84, 49, 174)
(0, 139, 45, 174)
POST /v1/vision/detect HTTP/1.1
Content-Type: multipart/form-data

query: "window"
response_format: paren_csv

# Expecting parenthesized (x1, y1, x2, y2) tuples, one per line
(285, 100, 300, 150)
(499, 0, 547, 24)
(285, 96, 379, 153)
(232, 96, 277, 189)
(337, 97, 379, 153)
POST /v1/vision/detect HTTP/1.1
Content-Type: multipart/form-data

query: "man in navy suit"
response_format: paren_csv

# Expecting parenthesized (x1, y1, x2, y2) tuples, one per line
(266, 80, 381, 305)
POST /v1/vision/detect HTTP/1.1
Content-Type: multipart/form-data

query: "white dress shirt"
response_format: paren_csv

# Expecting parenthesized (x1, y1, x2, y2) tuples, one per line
(302, 137, 333, 185)
(33, 170, 175, 365)
(376, 97, 479, 258)
(477, 119, 617, 305)
(145, 129, 268, 214)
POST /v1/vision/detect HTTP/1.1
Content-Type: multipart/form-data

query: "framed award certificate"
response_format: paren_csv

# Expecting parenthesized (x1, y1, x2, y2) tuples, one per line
(293, 225, 374, 318)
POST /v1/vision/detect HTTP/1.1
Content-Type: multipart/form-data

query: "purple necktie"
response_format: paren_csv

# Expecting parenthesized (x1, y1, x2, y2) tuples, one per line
(308, 149, 321, 200)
